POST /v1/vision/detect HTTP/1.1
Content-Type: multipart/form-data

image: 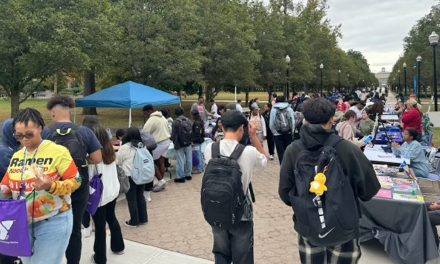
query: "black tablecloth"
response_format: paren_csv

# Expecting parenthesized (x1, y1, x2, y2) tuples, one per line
(359, 198, 439, 264)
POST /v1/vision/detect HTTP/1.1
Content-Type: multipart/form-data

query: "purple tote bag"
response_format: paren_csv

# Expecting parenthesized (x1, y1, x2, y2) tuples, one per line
(0, 199, 32, 257)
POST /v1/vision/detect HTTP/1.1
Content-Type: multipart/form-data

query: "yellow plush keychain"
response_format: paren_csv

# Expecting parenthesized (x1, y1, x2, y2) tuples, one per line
(309, 166, 328, 196)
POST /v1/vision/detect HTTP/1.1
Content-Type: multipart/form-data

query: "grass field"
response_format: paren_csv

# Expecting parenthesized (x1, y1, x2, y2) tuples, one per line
(1, 94, 440, 147)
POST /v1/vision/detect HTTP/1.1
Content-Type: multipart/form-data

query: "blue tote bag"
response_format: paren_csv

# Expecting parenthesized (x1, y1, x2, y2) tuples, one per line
(0, 199, 32, 257)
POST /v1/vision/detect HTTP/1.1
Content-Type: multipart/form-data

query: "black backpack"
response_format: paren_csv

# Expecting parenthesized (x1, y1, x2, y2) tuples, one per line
(290, 134, 359, 246)
(192, 120, 204, 144)
(201, 143, 247, 229)
(275, 108, 291, 134)
(177, 116, 192, 147)
(50, 125, 88, 177)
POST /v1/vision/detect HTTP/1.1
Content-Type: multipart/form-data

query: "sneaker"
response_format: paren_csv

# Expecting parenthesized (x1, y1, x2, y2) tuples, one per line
(152, 180, 166, 192)
(139, 221, 148, 226)
(90, 255, 97, 264)
(185, 176, 192, 181)
(143, 191, 152, 202)
(270, 155, 274, 160)
(113, 250, 125, 255)
(124, 221, 138, 228)
(82, 225, 92, 238)
(174, 178, 185, 183)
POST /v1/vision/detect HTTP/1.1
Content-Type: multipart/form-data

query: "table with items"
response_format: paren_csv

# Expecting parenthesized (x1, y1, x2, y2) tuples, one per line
(360, 148, 439, 264)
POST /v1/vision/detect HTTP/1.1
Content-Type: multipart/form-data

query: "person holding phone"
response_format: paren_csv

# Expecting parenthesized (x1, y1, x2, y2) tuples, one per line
(0, 108, 80, 264)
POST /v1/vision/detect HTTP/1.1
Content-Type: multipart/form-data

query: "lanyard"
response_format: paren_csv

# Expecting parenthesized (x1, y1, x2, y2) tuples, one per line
(18, 140, 44, 199)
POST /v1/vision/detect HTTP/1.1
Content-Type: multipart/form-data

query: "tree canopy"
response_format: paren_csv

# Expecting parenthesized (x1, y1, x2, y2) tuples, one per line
(0, 0, 378, 116)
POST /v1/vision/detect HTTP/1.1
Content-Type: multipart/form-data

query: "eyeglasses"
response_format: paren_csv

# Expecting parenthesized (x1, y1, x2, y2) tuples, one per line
(13, 132, 35, 141)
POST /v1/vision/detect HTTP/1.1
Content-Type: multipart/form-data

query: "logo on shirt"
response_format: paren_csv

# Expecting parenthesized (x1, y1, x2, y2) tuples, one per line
(0, 220, 15, 240)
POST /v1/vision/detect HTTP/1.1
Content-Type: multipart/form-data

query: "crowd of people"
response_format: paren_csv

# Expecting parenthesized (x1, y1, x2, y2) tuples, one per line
(0, 87, 439, 264)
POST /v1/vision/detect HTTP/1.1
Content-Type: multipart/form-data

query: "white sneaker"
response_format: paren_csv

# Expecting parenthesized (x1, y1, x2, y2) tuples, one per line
(270, 155, 274, 160)
(144, 191, 152, 202)
(82, 225, 92, 238)
(153, 180, 166, 192)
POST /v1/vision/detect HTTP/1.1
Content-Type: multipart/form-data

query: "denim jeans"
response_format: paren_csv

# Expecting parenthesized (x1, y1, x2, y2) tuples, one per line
(21, 210, 73, 264)
(193, 144, 204, 172)
(212, 221, 254, 264)
(175, 146, 192, 179)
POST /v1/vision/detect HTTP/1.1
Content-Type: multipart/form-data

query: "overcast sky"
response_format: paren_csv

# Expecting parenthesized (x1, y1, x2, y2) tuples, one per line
(326, 0, 436, 73)
(261, 0, 437, 73)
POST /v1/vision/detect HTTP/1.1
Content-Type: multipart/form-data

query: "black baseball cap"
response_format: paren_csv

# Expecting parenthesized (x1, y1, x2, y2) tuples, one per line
(221, 110, 248, 131)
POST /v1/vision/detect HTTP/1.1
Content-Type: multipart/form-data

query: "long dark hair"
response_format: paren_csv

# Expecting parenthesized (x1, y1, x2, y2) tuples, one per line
(122, 128, 142, 147)
(82, 115, 100, 129)
(93, 126, 115, 164)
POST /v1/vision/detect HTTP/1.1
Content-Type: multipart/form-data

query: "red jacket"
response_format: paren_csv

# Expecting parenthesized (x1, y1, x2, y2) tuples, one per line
(402, 109, 423, 134)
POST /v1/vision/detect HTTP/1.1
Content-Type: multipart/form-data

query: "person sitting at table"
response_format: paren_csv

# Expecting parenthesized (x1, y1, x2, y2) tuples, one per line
(391, 128, 432, 178)
(335, 110, 366, 148)
(359, 109, 374, 136)
(401, 98, 423, 136)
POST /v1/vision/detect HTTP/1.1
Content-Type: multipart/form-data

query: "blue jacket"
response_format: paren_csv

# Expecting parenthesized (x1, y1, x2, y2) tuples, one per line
(269, 102, 295, 136)
(392, 140, 432, 178)
(0, 119, 20, 180)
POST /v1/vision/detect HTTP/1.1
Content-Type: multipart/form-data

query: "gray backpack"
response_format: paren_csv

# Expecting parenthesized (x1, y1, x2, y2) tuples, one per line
(275, 108, 291, 134)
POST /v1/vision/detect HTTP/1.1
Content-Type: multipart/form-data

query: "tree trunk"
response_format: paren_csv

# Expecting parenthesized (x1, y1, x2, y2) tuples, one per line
(10, 89, 20, 118)
(245, 87, 249, 105)
(204, 86, 211, 102)
(82, 70, 97, 115)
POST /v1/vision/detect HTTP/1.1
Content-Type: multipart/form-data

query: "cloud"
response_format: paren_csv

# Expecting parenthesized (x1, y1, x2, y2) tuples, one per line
(327, 0, 436, 73)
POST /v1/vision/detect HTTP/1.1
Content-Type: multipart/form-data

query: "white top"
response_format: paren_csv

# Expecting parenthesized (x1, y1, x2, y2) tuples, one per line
(236, 103, 244, 113)
(116, 143, 136, 177)
(88, 162, 120, 207)
(211, 103, 220, 119)
(204, 139, 267, 194)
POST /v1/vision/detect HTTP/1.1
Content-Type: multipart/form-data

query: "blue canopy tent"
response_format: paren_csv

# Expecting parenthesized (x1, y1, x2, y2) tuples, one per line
(75, 81, 180, 127)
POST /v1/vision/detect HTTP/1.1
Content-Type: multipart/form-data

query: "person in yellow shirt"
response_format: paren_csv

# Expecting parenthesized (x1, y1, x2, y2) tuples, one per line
(0, 108, 80, 264)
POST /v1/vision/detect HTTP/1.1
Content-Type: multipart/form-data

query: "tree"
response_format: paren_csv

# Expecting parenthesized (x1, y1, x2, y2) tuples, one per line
(0, 0, 85, 117)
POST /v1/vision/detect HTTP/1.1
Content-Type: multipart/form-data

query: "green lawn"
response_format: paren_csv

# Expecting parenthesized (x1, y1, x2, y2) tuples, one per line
(2, 95, 440, 147)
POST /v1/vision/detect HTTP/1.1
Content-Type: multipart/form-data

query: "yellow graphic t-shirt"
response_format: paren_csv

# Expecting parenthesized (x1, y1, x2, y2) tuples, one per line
(0, 140, 81, 222)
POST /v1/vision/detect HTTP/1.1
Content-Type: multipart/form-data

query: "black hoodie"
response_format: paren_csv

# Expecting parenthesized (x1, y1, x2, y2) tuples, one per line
(279, 124, 380, 208)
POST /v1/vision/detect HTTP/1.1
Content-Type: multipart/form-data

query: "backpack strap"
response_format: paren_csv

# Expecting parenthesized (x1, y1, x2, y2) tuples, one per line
(229, 144, 246, 161)
(211, 142, 221, 158)
(323, 134, 344, 148)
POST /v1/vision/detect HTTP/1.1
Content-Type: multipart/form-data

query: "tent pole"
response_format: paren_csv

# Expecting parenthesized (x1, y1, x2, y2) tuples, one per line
(234, 86, 237, 102)
(128, 108, 132, 128)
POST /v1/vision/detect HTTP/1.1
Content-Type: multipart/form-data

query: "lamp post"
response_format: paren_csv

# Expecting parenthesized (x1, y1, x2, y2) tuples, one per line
(398, 69, 401, 95)
(430, 31, 439, 111)
(403, 62, 407, 98)
(417, 56, 422, 103)
(320, 63, 324, 96)
(285, 55, 291, 100)
(347, 73, 350, 94)
(338, 69, 341, 93)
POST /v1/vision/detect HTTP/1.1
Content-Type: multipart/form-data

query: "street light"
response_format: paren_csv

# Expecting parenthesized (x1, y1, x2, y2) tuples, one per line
(429, 31, 439, 111)
(320, 63, 324, 96)
(285, 55, 291, 99)
(347, 73, 350, 94)
(417, 56, 422, 103)
(398, 69, 401, 95)
(403, 62, 407, 98)
(338, 69, 341, 93)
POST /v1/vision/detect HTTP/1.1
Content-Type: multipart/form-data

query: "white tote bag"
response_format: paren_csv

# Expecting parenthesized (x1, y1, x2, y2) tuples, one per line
(89, 162, 120, 207)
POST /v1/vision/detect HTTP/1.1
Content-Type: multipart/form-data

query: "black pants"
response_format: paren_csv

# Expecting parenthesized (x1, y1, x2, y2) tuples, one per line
(266, 130, 275, 156)
(428, 205, 440, 247)
(83, 212, 91, 228)
(92, 199, 125, 264)
(66, 179, 89, 264)
(212, 221, 254, 264)
(274, 133, 293, 164)
(125, 178, 148, 225)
